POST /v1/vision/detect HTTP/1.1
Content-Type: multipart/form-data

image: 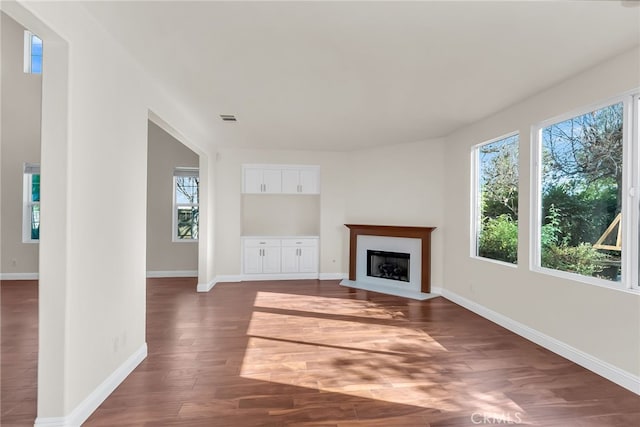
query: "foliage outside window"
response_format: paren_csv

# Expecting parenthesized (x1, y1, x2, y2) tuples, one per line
(23, 163, 40, 242)
(474, 134, 519, 264)
(537, 102, 625, 282)
(24, 30, 42, 74)
(173, 168, 199, 241)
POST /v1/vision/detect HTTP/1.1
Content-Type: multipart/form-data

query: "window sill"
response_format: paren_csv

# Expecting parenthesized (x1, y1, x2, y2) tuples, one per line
(532, 266, 640, 295)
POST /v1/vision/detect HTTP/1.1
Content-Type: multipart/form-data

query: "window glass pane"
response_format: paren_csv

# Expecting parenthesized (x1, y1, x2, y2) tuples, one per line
(175, 176, 199, 204)
(31, 174, 40, 202)
(540, 102, 623, 282)
(477, 135, 519, 263)
(31, 35, 42, 74)
(177, 207, 199, 240)
(31, 204, 40, 240)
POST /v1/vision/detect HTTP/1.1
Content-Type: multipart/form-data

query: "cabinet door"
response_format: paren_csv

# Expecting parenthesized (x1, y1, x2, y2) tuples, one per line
(281, 247, 299, 273)
(299, 169, 319, 194)
(243, 246, 263, 274)
(281, 170, 299, 194)
(244, 168, 264, 193)
(262, 247, 282, 273)
(262, 169, 282, 193)
(298, 245, 318, 273)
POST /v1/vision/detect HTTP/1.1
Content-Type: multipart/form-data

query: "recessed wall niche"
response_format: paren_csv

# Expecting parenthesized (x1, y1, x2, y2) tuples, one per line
(241, 194, 320, 236)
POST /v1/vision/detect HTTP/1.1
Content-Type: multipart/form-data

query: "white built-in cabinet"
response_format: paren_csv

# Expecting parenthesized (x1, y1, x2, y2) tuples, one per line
(281, 239, 318, 273)
(243, 164, 319, 194)
(242, 237, 319, 278)
(242, 238, 282, 274)
(243, 167, 283, 194)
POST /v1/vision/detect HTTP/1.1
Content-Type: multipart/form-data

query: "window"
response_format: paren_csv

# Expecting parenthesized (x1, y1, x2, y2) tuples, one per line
(533, 93, 640, 290)
(472, 133, 519, 264)
(23, 163, 40, 242)
(23, 30, 42, 74)
(173, 168, 199, 241)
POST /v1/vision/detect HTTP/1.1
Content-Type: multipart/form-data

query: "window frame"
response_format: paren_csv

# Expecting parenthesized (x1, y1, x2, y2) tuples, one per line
(530, 91, 639, 292)
(23, 30, 42, 74)
(172, 167, 199, 243)
(470, 131, 520, 267)
(23, 163, 40, 244)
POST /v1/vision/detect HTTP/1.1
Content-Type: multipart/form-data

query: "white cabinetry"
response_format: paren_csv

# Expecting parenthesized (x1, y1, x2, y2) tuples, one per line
(243, 167, 282, 194)
(242, 236, 319, 279)
(281, 239, 318, 273)
(243, 165, 319, 194)
(281, 168, 319, 194)
(242, 239, 281, 274)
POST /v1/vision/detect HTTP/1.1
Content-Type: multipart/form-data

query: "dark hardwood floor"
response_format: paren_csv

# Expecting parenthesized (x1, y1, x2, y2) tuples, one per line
(2, 278, 639, 426)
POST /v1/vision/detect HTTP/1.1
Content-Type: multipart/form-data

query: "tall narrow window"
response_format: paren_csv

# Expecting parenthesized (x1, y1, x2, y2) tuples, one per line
(534, 100, 627, 284)
(473, 133, 519, 264)
(173, 168, 199, 241)
(23, 30, 42, 74)
(23, 163, 40, 242)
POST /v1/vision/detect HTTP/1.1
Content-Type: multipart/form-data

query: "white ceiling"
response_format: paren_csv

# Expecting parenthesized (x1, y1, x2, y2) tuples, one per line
(82, 1, 640, 151)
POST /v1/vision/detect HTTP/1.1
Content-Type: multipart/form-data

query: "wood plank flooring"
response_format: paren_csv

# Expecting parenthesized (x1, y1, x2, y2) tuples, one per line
(2, 278, 639, 426)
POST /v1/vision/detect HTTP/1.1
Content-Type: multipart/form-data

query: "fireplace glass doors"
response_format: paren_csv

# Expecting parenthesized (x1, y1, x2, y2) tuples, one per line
(366, 250, 410, 283)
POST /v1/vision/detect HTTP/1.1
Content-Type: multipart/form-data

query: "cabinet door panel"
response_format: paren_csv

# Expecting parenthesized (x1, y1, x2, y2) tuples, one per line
(281, 170, 299, 193)
(299, 169, 318, 194)
(262, 247, 282, 273)
(298, 246, 318, 273)
(262, 169, 282, 193)
(281, 247, 299, 273)
(244, 168, 264, 193)
(243, 247, 263, 274)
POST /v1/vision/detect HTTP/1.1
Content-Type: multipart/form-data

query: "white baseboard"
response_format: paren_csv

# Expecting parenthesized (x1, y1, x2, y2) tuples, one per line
(34, 343, 148, 427)
(319, 272, 348, 280)
(441, 288, 640, 395)
(196, 275, 244, 292)
(146, 270, 197, 278)
(0, 272, 39, 280)
(242, 273, 319, 281)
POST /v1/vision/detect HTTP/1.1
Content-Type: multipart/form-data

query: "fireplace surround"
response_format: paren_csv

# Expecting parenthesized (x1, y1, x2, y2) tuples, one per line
(344, 224, 435, 293)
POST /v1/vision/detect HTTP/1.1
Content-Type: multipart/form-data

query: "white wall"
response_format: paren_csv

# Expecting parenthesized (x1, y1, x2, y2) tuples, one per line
(443, 48, 640, 378)
(241, 194, 320, 236)
(1, 1, 216, 423)
(346, 139, 446, 288)
(216, 140, 446, 285)
(146, 120, 198, 273)
(0, 12, 41, 276)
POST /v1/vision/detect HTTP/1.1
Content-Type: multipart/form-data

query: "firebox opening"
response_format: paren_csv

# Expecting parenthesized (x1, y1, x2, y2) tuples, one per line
(366, 250, 410, 283)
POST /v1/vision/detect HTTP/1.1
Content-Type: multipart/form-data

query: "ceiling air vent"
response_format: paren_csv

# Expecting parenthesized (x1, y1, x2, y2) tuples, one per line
(220, 114, 237, 122)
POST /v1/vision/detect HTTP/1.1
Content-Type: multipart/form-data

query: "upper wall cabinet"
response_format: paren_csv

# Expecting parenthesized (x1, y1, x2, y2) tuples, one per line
(282, 167, 319, 194)
(243, 166, 283, 193)
(243, 165, 320, 194)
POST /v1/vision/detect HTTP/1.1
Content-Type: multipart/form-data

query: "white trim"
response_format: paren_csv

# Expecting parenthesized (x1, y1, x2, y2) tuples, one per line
(196, 275, 243, 292)
(319, 272, 348, 280)
(215, 275, 242, 283)
(441, 288, 640, 395)
(34, 343, 148, 427)
(197, 279, 217, 293)
(146, 270, 197, 278)
(0, 272, 39, 280)
(242, 273, 319, 281)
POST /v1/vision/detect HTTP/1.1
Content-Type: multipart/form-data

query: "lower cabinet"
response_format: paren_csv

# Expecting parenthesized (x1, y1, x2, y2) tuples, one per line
(242, 237, 319, 277)
(281, 239, 318, 273)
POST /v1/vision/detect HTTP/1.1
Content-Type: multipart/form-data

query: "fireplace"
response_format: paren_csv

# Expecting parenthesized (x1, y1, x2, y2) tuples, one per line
(344, 224, 435, 294)
(367, 250, 410, 282)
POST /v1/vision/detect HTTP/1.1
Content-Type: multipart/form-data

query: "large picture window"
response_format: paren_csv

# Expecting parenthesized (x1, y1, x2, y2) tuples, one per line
(533, 94, 639, 290)
(23, 163, 40, 242)
(473, 133, 519, 264)
(173, 167, 199, 241)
